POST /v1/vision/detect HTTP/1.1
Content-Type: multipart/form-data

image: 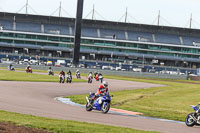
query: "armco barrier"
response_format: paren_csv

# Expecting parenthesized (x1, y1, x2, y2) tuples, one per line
(0, 63, 187, 80)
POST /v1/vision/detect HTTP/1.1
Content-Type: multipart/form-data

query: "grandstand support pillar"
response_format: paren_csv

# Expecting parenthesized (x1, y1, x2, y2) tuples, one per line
(73, 0, 84, 66)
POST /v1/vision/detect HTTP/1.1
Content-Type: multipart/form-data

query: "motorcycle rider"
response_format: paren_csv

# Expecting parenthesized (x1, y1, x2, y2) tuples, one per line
(26, 65, 32, 72)
(98, 72, 103, 83)
(59, 70, 65, 76)
(9, 64, 14, 70)
(98, 72, 102, 77)
(27, 65, 30, 70)
(67, 70, 72, 79)
(90, 81, 109, 105)
(76, 69, 80, 74)
(48, 67, 53, 75)
(59, 70, 65, 81)
(76, 69, 80, 78)
(88, 71, 93, 78)
(87, 71, 93, 83)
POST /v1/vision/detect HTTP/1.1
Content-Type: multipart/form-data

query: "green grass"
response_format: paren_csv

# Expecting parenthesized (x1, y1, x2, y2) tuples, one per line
(0, 110, 158, 133)
(66, 76, 200, 122)
(0, 70, 86, 82)
(0, 67, 59, 73)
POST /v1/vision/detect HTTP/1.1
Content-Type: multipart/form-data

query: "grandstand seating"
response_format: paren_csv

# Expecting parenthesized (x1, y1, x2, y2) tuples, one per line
(1, 19, 200, 48)
(0, 20, 13, 30)
(128, 31, 153, 42)
(81, 27, 98, 38)
(16, 22, 41, 33)
(44, 24, 70, 35)
(182, 36, 200, 46)
(99, 28, 126, 40)
(155, 33, 181, 45)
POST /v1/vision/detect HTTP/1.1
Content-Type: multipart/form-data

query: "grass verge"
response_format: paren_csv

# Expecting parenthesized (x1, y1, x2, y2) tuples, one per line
(0, 70, 86, 82)
(66, 75, 200, 122)
(0, 110, 158, 133)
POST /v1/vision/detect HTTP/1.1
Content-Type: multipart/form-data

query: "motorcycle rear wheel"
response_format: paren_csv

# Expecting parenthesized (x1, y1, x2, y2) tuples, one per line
(185, 113, 196, 127)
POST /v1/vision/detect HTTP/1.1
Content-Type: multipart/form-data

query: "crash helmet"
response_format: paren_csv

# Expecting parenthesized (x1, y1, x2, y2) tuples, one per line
(103, 81, 108, 88)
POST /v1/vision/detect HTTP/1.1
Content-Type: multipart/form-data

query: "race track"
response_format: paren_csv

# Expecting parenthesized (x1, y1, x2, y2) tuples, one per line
(0, 78, 199, 133)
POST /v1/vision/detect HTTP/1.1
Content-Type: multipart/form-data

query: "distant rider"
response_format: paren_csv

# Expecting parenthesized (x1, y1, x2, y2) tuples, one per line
(27, 65, 30, 70)
(26, 65, 31, 71)
(76, 69, 80, 78)
(88, 71, 93, 78)
(9, 64, 13, 70)
(48, 67, 53, 74)
(48, 67, 53, 72)
(90, 81, 109, 105)
(67, 70, 72, 79)
(76, 69, 80, 74)
(98, 72, 102, 77)
(60, 70, 65, 76)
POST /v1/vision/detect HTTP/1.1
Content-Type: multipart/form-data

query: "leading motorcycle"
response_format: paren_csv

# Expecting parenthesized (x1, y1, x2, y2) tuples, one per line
(85, 92, 113, 114)
(185, 105, 200, 127)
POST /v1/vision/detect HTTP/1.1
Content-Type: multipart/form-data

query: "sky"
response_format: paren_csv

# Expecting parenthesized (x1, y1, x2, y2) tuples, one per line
(0, 0, 200, 29)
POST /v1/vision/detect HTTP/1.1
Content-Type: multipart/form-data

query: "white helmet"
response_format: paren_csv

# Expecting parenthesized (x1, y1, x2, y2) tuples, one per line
(103, 81, 108, 88)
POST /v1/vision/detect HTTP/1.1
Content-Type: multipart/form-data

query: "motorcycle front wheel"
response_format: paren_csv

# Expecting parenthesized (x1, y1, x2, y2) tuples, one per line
(101, 102, 110, 114)
(86, 102, 92, 111)
(185, 113, 196, 127)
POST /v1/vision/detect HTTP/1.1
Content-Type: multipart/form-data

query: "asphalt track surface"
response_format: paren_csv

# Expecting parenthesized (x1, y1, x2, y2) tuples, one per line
(0, 77, 199, 133)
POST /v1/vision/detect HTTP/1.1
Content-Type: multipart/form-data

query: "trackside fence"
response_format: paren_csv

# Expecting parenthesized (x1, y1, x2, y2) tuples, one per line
(0, 63, 187, 80)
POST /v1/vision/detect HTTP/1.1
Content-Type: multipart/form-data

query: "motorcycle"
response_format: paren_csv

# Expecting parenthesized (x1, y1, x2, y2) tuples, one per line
(59, 74, 65, 83)
(95, 75, 99, 81)
(88, 76, 93, 83)
(26, 68, 32, 73)
(85, 92, 113, 114)
(48, 70, 54, 76)
(8, 65, 15, 71)
(99, 75, 103, 83)
(185, 105, 200, 127)
(76, 72, 81, 79)
(66, 74, 72, 83)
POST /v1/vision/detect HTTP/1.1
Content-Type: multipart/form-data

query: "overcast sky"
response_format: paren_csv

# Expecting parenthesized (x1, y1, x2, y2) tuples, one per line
(0, 0, 199, 29)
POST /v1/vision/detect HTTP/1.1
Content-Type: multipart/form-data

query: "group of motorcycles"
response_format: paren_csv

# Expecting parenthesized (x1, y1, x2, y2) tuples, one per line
(88, 72, 103, 84)
(7, 64, 200, 122)
(59, 74, 72, 83)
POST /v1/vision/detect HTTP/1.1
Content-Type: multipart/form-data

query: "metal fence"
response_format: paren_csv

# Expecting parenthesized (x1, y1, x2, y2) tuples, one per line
(0, 63, 187, 80)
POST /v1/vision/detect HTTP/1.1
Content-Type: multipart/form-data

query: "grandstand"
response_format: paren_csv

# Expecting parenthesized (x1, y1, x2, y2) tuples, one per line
(0, 12, 200, 69)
